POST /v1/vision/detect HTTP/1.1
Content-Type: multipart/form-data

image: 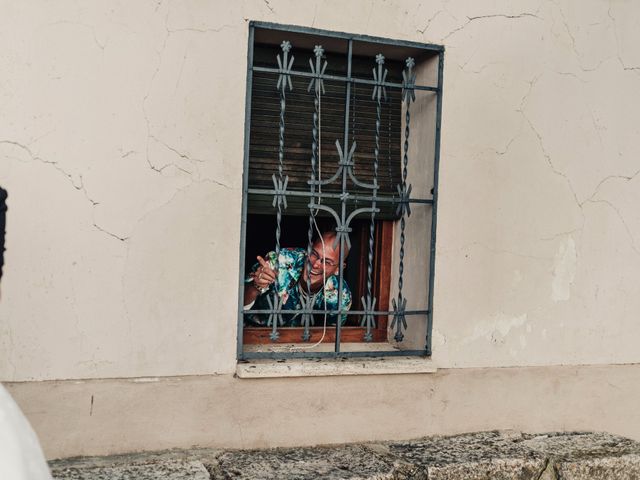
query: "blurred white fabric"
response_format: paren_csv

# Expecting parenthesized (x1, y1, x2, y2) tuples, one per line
(0, 383, 52, 480)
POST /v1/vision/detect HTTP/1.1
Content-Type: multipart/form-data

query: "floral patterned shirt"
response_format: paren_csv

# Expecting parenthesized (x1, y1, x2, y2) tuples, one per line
(244, 248, 352, 326)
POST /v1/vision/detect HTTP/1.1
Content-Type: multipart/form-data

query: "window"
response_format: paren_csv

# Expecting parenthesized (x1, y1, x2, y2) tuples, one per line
(237, 22, 444, 360)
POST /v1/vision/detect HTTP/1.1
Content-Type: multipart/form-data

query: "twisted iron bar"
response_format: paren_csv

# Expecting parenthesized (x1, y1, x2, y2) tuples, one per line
(270, 40, 293, 342)
(274, 88, 286, 266)
(387, 91, 394, 194)
(361, 54, 386, 342)
(392, 57, 416, 343)
(301, 45, 326, 342)
(351, 75, 356, 152)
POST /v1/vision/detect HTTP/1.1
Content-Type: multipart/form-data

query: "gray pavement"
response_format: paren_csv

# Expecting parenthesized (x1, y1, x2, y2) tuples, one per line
(50, 431, 640, 479)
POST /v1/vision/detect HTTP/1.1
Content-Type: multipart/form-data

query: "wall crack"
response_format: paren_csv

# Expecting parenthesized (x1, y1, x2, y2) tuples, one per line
(443, 12, 542, 40)
(607, 6, 640, 74)
(93, 223, 130, 242)
(263, 0, 274, 14)
(417, 10, 444, 35)
(584, 198, 640, 256)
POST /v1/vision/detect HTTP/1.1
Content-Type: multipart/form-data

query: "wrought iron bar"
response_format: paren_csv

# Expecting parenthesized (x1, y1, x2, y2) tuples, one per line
(252, 66, 438, 92)
(301, 45, 327, 342)
(335, 39, 353, 353)
(361, 53, 386, 342)
(386, 92, 394, 196)
(391, 57, 416, 343)
(250, 20, 444, 52)
(248, 188, 434, 205)
(426, 50, 444, 356)
(351, 79, 357, 167)
(268, 40, 294, 342)
(251, 21, 444, 52)
(241, 349, 428, 360)
(244, 309, 429, 315)
(237, 24, 256, 359)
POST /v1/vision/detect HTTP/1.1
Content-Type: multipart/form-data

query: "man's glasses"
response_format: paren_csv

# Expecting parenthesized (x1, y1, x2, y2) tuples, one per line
(308, 249, 337, 268)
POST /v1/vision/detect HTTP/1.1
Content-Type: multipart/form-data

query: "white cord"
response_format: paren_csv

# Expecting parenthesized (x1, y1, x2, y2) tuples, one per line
(291, 82, 328, 350)
(294, 216, 328, 350)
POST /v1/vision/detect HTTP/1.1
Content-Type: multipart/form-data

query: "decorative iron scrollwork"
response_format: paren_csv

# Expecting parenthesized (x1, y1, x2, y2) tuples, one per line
(266, 292, 285, 341)
(271, 174, 288, 209)
(245, 38, 439, 352)
(299, 292, 316, 342)
(402, 57, 416, 104)
(391, 295, 408, 342)
(395, 183, 412, 217)
(307, 45, 327, 95)
(276, 40, 294, 93)
(372, 53, 388, 102)
(360, 294, 377, 342)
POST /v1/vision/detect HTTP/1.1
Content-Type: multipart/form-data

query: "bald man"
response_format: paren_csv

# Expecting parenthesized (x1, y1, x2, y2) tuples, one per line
(243, 230, 352, 327)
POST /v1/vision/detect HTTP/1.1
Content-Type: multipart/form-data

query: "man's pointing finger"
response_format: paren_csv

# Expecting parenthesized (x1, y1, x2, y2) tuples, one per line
(257, 255, 277, 272)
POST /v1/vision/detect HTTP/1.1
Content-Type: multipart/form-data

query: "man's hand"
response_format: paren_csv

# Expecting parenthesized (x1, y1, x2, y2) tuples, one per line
(243, 255, 278, 307)
(252, 255, 276, 291)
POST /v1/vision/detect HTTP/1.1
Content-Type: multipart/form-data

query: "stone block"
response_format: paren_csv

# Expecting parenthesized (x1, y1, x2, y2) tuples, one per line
(556, 454, 640, 480)
(206, 445, 416, 480)
(48, 431, 640, 480)
(51, 459, 210, 480)
(523, 432, 640, 479)
(384, 431, 548, 479)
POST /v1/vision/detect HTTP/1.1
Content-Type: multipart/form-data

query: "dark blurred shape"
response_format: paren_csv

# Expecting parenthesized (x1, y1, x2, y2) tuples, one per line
(0, 187, 6, 282)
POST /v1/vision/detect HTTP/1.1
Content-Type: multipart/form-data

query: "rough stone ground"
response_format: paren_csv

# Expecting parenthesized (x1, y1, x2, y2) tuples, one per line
(49, 431, 640, 480)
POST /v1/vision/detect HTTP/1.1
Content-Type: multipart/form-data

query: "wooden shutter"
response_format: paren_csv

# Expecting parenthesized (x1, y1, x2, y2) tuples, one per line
(248, 43, 403, 219)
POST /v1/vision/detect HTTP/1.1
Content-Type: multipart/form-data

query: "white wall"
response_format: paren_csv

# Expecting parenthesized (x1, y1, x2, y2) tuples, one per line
(432, 1, 640, 368)
(0, 1, 248, 380)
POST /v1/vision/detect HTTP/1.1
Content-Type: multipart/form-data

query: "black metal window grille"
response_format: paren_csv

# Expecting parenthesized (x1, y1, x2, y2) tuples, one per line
(237, 22, 444, 360)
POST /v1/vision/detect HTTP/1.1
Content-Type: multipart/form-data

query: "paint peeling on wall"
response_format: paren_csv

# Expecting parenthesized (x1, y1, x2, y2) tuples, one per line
(552, 237, 577, 302)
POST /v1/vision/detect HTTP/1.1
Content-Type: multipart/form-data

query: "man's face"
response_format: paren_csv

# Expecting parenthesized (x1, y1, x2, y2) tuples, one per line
(302, 237, 342, 287)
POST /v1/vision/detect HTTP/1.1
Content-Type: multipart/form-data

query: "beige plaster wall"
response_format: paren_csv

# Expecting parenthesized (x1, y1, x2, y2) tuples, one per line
(7, 363, 640, 459)
(1, 0, 640, 455)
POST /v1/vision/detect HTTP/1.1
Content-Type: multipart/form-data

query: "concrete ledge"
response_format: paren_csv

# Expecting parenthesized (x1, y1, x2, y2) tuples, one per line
(235, 356, 437, 378)
(50, 431, 640, 479)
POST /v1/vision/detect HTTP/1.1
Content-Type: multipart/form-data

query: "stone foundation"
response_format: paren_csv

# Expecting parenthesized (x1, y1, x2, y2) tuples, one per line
(50, 431, 640, 479)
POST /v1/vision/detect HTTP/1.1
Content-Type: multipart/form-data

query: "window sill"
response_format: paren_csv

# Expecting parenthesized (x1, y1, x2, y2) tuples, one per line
(235, 355, 437, 378)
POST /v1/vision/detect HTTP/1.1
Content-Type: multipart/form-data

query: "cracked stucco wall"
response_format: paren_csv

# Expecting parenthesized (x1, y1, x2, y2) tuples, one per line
(1, 0, 639, 381)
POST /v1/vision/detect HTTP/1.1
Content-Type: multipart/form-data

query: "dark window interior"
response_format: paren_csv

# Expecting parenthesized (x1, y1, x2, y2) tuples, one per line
(245, 213, 373, 326)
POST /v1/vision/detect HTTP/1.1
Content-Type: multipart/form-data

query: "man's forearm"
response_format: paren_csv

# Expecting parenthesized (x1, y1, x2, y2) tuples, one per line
(243, 284, 260, 307)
